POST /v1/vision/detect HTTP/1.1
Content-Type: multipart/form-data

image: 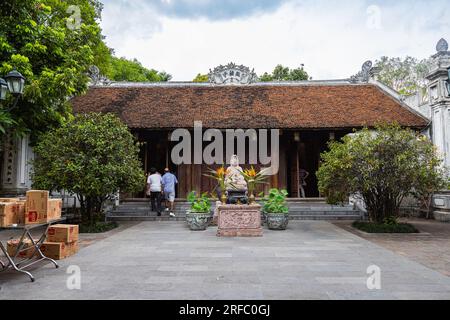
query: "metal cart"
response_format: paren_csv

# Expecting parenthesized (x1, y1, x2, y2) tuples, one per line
(0, 218, 66, 282)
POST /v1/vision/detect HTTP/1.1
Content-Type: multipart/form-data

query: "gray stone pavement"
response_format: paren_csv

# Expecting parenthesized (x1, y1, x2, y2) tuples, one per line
(1, 221, 450, 300)
(335, 219, 450, 277)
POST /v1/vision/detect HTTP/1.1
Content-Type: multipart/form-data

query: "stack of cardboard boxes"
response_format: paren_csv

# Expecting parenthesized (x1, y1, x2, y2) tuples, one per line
(41, 224, 79, 260)
(2, 190, 69, 259)
(0, 190, 62, 227)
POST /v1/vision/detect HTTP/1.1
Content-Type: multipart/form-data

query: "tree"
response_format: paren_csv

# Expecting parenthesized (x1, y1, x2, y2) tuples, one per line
(0, 0, 109, 139)
(317, 124, 448, 223)
(158, 71, 173, 82)
(272, 65, 290, 80)
(107, 57, 171, 82)
(31, 113, 145, 225)
(375, 56, 431, 96)
(259, 64, 310, 81)
(193, 73, 209, 82)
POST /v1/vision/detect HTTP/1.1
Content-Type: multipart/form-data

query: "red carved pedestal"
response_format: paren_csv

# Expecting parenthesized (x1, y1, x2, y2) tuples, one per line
(216, 204, 263, 237)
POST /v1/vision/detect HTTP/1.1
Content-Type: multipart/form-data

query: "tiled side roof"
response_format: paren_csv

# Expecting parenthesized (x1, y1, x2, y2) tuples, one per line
(70, 83, 429, 129)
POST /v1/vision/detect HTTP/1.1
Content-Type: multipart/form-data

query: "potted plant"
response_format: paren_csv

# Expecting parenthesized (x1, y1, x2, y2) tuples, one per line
(239, 166, 268, 204)
(261, 189, 289, 230)
(186, 191, 212, 230)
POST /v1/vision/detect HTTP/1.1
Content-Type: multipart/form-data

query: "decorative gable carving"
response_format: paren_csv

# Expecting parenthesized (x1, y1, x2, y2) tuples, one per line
(208, 63, 258, 85)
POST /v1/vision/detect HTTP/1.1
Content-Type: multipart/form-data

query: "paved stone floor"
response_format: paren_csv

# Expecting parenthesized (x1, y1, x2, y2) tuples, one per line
(335, 218, 450, 277)
(1, 221, 450, 300)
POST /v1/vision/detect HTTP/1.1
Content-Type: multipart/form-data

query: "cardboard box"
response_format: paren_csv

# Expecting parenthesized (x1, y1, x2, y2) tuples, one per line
(40, 241, 79, 260)
(47, 199, 62, 221)
(16, 200, 25, 225)
(68, 241, 79, 256)
(47, 224, 79, 243)
(7, 239, 37, 258)
(24, 210, 46, 224)
(25, 190, 49, 224)
(0, 198, 21, 202)
(0, 202, 20, 227)
(40, 242, 69, 260)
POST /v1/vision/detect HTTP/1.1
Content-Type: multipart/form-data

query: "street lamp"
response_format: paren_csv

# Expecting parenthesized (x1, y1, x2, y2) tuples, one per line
(0, 69, 26, 110)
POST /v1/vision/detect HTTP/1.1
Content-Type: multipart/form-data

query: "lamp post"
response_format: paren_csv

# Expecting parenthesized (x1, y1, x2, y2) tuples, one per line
(0, 69, 26, 110)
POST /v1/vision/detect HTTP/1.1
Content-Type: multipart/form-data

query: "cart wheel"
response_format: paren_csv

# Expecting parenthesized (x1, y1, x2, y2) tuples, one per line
(55, 264, 59, 269)
(30, 277, 35, 282)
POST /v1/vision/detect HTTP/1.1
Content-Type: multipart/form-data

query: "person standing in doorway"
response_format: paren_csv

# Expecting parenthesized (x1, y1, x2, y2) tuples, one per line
(147, 167, 162, 216)
(162, 167, 178, 217)
(299, 168, 309, 198)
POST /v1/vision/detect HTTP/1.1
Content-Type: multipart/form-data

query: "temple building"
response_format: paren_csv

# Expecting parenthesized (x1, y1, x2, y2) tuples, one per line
(68, 62, 428, 199)
(2, 39, 449, 201)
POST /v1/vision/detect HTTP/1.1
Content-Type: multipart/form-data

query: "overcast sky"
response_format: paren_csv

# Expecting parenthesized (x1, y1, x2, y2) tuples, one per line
(100, 0, 450, 81)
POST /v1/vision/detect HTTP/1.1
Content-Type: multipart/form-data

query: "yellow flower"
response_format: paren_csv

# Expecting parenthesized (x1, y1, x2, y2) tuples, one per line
(244, 166, 257, 178)
(216, 167, 226, 178)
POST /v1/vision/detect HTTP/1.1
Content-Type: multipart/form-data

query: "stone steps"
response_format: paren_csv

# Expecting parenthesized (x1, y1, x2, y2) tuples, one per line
(107, 199, 364, 222)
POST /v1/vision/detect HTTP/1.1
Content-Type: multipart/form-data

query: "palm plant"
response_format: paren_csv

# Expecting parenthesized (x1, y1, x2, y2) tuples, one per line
(203, 166, 228, 204)
(239, 166, 268, 203)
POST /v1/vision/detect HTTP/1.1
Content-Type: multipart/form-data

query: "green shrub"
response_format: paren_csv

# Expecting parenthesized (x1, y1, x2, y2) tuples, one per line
(261, 189, 289, 214)
(79, 221, 118, 233)
(187, 191, 211, 213)
(31, 113, 145, 226)
(352, 221, 419, 233)
(317, 124, 448, 223)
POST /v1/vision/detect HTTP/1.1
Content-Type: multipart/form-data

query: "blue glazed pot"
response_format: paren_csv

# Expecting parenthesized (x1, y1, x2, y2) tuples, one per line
(266, 213, 289, 230)
(186, 211, 211, 231)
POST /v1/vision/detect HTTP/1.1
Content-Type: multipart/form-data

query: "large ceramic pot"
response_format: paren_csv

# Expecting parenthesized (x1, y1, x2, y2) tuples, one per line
(266, 213, 289, 230)
(186, 211, 211, 231)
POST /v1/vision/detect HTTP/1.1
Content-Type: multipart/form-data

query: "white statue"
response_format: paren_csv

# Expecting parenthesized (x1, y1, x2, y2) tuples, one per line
(225, 155, 247, 191)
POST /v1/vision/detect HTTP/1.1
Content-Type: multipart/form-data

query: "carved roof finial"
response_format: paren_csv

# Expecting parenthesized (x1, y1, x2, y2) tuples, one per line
(208, 63, 258, 85)
(88, 65, 111, 86)
(349, 60, 373, 83)
(436, 38, 449, 53)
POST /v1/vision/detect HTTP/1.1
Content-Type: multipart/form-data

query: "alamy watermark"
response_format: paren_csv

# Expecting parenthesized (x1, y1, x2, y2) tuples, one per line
(366, 265, 381, 290)
(366, 5, 382, 30)
(66, 265, 81, 290)
(66, 5, 82, 30)
(170, 121, 280, 175)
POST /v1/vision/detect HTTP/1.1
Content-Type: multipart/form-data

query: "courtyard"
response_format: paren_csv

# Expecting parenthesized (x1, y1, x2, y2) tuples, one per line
(1, 220, 450, 300)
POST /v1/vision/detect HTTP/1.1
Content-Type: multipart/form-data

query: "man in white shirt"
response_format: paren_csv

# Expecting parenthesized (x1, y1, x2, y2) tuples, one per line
(147, 167, 162, 216)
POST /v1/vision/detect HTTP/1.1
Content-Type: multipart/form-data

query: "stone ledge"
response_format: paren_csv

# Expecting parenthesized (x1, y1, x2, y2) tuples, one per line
(217, 228, 262, 237)
(433, 211, 450, 222)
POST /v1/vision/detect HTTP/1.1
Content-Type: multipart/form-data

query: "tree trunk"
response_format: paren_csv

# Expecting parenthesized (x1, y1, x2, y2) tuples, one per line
(86, 197, 94, 226)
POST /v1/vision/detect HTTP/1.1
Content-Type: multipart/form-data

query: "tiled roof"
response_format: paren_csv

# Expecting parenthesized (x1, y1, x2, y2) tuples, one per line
(70, 83, 429, 129)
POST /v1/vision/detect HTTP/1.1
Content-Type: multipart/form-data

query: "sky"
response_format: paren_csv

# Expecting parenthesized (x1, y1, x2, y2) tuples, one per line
(100, 0, 450, 81)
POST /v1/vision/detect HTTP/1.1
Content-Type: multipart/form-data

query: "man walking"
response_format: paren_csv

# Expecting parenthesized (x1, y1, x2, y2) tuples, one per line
(162, 167, 178, 217)
(147, 167, 162, 216)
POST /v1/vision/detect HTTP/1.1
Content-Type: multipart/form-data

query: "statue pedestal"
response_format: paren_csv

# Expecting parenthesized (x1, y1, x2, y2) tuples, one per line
(217, 204, 262, 237)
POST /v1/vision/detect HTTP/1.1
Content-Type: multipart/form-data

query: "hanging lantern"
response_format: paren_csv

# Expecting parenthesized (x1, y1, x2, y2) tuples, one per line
(4, 69, 26, 96)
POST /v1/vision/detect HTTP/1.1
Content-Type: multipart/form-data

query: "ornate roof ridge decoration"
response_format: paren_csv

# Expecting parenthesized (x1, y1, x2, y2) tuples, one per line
(208, 62, 258, 85)
(436, 38, 449, 53)
(349, 60, 373, 83)
(88, 65, 111, 86)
